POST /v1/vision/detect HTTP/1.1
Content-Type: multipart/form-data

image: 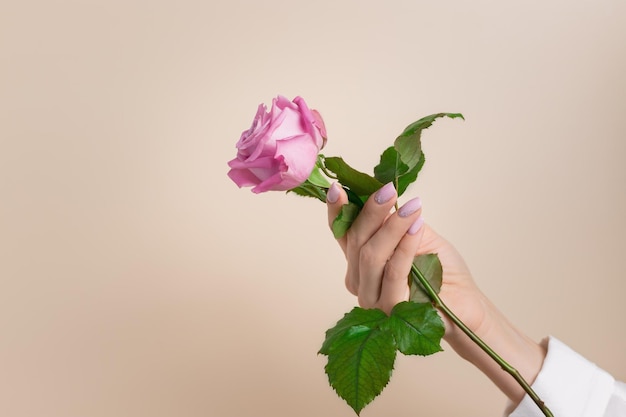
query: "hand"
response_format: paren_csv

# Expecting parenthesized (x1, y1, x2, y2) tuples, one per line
(326, 182, 545, 404)
(326, 182, 486, 337)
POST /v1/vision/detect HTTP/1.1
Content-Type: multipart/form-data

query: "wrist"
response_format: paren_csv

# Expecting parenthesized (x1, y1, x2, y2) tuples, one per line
(443, 296, 547, 405)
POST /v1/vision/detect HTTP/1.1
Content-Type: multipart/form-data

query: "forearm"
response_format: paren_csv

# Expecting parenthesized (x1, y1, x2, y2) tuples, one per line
(443, 293, 547, 406)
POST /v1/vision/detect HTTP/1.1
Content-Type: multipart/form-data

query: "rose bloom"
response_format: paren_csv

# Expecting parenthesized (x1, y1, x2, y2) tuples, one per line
(227, 95, 327, 193)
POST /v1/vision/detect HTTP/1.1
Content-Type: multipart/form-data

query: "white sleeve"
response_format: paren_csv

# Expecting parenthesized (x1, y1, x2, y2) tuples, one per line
(505, 336, 626, 417)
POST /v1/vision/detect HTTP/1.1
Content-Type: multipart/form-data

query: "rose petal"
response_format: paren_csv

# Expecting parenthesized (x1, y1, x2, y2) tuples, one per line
(270, 106, 306, 141)
(274, 95, 298, 111)
(246, 100, 298, 162)
(251, 170, 286, 193)
(293, 96, 326, 149)
(227, 167, 262, 188)
(236, 103, 267, 149)
(310, 109, 327, 148)
(227, 155, 275, 170)
(275, 134, 319, 186)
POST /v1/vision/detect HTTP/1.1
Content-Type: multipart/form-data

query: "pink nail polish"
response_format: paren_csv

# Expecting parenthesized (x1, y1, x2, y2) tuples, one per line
(327, 182, 341, 203)
(374, 183, 396, 204)
(398, 197, 422, 217)
(407, 216, 424, 235)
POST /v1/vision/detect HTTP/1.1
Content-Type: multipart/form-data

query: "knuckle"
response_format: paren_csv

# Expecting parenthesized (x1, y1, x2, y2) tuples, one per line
(393, 244, 412, 260)
(384, 259, 408, 282)
(358, 293, 377, 309)
(345, 274, 358, 296)
(345, 265, 359, 295)
(346, 230, 360, 248)
(380, 300, 394, 316)
(359, 243, 381, 268)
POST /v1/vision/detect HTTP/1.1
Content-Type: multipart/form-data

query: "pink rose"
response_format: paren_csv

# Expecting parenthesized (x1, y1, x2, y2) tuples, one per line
(227, 95, 327, 193)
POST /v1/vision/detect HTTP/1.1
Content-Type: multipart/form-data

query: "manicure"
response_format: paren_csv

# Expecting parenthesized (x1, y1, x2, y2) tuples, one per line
(374, 183, 396, 204)
(407, 216, 424, 235)
(326, 182, 341, 204)
(398, 197, 422, 217)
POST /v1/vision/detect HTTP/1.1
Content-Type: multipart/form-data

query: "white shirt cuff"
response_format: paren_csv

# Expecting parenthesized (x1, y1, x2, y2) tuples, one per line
(505, 336, 615, 417)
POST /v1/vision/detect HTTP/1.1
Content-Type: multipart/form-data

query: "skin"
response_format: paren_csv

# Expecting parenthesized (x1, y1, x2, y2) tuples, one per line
(326, 182, 547, 407)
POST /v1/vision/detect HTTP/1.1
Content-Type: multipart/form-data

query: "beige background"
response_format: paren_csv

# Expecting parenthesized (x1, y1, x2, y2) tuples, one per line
(1, 0, 625, 416)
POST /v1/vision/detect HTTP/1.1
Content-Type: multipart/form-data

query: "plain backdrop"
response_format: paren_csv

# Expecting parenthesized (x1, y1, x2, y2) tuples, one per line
(1, 1, 625, 416)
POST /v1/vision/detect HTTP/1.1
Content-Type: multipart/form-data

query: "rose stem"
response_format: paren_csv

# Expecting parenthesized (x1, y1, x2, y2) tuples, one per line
(410, 264, 554, 417)
(318, 159, 338, 180)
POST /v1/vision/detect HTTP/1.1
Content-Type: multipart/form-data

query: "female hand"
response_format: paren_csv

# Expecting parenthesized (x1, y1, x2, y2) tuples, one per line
(325, 182, 486, 340)
(326, 182, 545, 404)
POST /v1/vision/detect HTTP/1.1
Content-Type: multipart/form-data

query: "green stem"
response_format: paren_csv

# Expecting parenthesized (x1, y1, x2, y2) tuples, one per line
(320, 164, 337, 180)
(394, 179, 399, 211)
(318, 156, 338, 180)
(410, 264, 554, 417)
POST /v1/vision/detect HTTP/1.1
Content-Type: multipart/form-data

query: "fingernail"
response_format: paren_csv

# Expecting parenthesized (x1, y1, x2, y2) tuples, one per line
(407, 216, 424, 235)
(398, 197, 422, 217)
(374, 183, 396, 204)
(327, 182, 341, 204)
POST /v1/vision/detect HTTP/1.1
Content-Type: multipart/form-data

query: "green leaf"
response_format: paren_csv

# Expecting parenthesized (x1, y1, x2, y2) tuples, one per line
(345, 187, 366, 208)
(324, 156, 383, 197)
(288, 180, 327, 202)
(331, 202, 361, 239)
(394, 113, 464, 171)
(373, 147, 425, 197)
(373, 146, 409, 184)
(319, 307, 388, 355)
(307, 165, 331, 188)
(395, 150, 425, 196)
(323, 321, 396, 415)
(385, 301, 444, 356)
(409, 254, 443, 303)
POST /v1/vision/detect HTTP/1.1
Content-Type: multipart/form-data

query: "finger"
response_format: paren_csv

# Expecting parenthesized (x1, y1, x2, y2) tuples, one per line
(379, 215, 425, 314)
(357, 197, 422, 308)
(345, 183, 397, 298)
(326, 182, 348, 252)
